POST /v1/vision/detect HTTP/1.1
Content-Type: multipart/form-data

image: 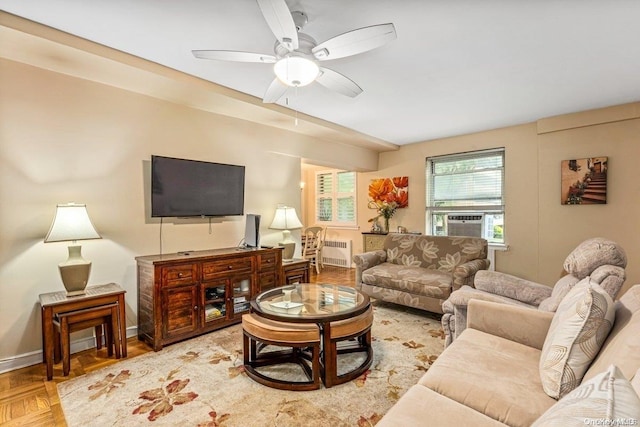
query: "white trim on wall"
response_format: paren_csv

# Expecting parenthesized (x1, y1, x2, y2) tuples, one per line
(0, 326, 138, 374)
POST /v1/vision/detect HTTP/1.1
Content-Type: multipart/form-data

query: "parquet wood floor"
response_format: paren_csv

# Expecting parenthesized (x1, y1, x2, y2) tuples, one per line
(0, 266, 355, 426)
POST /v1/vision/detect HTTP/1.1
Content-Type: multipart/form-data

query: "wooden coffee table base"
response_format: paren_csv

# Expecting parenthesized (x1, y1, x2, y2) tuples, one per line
(247, 283, 373, 389)
(242, 308, 374, 390)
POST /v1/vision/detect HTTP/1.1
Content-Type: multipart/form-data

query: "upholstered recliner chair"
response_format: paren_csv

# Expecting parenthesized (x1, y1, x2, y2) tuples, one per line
(441, 237, 627, 347)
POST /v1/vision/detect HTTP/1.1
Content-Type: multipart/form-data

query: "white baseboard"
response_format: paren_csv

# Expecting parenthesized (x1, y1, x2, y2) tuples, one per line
(0, 326, 138, 375)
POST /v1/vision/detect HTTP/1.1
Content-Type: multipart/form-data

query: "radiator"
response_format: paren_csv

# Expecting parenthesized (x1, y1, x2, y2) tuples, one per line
(487, 246, 496, 271)
(322, 239, 352, 268)
(487, 244, 508, 272)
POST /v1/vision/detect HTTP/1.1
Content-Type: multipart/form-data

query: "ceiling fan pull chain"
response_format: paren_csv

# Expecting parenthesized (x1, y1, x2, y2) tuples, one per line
(285, 96, 298, 127)
(294, 87, 299, 126)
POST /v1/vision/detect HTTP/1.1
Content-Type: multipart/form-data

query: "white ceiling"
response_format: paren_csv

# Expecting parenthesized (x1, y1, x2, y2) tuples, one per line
(2, 0, 640, 146)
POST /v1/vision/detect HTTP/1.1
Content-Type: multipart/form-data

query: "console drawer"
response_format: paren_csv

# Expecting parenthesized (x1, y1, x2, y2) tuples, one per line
(202, 258, 253, 280)
(162, 264, 197, 287)
(259, 252, 278, 271)
(258, 272, 277, 292)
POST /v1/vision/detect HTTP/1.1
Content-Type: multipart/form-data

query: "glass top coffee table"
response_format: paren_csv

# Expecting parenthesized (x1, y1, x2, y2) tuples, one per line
(248, 283, 373, 388)
(251, 283, 370, 322)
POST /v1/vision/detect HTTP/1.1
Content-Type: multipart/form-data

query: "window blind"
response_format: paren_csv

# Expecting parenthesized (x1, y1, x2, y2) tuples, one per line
(427, 149, 504, 212)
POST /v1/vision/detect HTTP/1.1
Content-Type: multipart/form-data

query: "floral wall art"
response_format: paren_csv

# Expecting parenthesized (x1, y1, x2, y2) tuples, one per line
(561, 157, 608, 205)
(368, 177, 409, 232)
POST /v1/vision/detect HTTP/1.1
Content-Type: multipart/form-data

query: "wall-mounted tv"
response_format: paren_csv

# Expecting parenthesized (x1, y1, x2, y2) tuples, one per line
(151, 155, 245, 217)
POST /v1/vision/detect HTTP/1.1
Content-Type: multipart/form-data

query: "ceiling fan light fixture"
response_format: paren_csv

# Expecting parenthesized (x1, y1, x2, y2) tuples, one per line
(274, 56, 319, 87)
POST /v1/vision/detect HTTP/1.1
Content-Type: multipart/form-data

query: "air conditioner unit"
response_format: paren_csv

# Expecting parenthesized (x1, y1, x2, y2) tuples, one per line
(447, 214, 483, 237)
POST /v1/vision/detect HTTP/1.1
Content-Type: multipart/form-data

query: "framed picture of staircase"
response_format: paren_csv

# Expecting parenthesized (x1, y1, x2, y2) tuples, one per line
(561, 157, 608, 205)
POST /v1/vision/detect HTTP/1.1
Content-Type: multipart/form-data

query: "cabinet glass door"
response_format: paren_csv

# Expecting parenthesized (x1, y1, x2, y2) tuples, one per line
(232, 276, 252, 315)
(203, 280, 227, 325)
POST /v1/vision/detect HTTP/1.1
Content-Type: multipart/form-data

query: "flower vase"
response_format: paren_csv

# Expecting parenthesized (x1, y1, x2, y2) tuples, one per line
(383, 217, 390, 233)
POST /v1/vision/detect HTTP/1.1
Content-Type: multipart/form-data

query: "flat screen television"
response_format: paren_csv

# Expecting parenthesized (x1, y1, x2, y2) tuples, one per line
(151, 155, 245, 217)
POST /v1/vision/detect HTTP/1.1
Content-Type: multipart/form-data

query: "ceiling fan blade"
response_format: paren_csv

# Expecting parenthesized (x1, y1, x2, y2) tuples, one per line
(192, 50, 276, 63)
(263, 78, 288, 103)
(256, 0, 298, 51)
(316, 67, 363, 98)
(312, 23, 397, 61)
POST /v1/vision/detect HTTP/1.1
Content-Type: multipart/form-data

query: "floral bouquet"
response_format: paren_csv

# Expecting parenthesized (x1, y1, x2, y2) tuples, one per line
(368, 177, 408, 232)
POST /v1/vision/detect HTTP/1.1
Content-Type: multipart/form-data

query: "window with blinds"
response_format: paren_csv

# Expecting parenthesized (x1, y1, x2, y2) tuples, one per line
(316, 170, 357, 226)
(426, 148, 505, 243)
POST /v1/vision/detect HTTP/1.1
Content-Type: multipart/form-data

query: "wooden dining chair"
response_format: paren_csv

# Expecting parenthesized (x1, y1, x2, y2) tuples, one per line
(302, 226, 325, 274)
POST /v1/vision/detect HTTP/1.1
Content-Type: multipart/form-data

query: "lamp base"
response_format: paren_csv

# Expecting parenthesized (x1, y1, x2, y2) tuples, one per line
(59, 245, 92, 296)
(278, 242, 295, 261)
(59, 263, 92, 295)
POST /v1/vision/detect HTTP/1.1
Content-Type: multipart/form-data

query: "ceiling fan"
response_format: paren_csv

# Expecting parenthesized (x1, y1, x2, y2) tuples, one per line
(192, 0, 397, 103)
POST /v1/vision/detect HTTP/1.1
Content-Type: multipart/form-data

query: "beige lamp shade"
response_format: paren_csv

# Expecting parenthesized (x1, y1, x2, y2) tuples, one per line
(45, 203, 101, 295)
(269, 206, 303, 260)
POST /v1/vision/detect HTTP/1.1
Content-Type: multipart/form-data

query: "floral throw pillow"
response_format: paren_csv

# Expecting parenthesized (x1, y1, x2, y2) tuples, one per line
(539, 281, 615, 399)
(533, 365, 640, 426)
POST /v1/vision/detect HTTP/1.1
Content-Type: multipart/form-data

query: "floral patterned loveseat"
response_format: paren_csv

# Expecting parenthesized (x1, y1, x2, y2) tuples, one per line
(353, 234, 490, 314)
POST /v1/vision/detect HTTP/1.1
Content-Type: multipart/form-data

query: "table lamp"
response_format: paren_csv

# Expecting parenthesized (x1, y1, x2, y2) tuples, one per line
(44, 203, 101, 296)
(269, 205, 303, 261)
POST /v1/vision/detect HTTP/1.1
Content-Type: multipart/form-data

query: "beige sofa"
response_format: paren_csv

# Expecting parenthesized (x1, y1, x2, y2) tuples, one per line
(378, 284, 640, 426)
(353, 234, 490, 314)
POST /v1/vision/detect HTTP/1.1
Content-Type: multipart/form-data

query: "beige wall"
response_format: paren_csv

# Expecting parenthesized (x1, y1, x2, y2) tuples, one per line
(536, 109, 640, 290)
(0, 57, 379, 364)
(362, 122, 542, 281)
(303, 104, 640, 298)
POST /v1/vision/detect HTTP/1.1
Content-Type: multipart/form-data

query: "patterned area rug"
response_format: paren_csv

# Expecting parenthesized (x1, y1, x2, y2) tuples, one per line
(58, 301, 444, 426)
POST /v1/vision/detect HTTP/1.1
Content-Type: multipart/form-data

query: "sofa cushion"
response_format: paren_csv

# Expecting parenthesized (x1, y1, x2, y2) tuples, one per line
(475, 270, 554, 307)
(377, 384, 505, 427)
(362, 263, 452, 299)
(450, 285, 537, 309)
(589, 264, 626, 300)
(383, 234, 487, 270)
(532, 365, 640, 426)
(420, 328, 556, 427)
(360, 283, 445, 314)
(539, 281, 615, 399)
(563, 237, 627, 279)
(538, 274, 580, 312)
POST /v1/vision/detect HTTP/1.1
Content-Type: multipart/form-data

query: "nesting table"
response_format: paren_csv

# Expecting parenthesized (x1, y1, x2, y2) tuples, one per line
(39, 283, 127, 380)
